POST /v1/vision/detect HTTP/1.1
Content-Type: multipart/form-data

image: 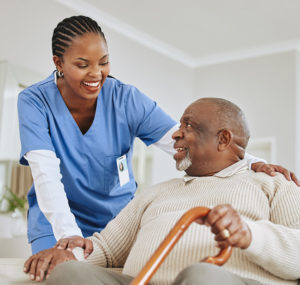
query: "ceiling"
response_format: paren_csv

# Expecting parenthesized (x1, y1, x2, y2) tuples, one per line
(56, 0, 300, 66)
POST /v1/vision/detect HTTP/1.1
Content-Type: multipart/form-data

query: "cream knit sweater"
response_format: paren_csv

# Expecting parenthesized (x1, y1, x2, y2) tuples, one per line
(86, 166, 300, 285)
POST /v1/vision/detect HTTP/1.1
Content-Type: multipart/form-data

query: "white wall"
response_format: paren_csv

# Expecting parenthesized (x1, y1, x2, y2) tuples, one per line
(195, 52, 297, 174)
(0, 0, 73, 76)
(295, 51, 300, 176)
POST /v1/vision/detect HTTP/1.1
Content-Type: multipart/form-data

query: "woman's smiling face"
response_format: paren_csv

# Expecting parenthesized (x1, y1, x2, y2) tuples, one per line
(54, 32, 110, 102)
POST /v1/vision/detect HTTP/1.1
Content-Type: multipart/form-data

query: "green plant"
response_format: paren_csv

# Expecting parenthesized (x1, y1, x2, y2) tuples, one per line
(0, 187, 28, 214)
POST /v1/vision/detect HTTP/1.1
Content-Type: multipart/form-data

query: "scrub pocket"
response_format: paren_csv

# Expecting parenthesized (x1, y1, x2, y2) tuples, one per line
(104, 154, 126, 195)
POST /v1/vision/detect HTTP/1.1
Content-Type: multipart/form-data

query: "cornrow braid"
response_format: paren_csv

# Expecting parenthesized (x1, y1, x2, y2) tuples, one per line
(52, 15, 106, 57)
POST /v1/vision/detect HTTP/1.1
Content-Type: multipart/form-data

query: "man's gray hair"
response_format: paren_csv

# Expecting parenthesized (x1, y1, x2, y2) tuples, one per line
(196, 97, 250, 149)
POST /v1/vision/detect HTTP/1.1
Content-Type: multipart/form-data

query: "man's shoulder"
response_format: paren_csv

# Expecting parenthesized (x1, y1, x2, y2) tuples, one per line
(236, 170, 297, 192)
(144, 178, 184, 194)
(134, 178, 183, 203)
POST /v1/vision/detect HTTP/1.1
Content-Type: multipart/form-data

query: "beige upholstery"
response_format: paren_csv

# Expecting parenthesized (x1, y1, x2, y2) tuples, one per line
(0, 258, 43, 284)
(0, 258, 123, 284)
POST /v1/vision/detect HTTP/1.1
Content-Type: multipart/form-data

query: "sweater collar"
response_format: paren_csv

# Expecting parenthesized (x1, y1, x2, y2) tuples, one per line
(183, 159, 248, 183)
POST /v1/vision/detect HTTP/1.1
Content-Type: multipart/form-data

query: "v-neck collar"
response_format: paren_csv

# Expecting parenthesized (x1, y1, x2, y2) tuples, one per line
(52, 72, 101, 137)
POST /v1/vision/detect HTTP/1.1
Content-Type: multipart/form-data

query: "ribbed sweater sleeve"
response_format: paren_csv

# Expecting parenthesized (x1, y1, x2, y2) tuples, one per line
(245, 175, 300, 279)
(85, 189, 156, 268)
(25, 150, 83, 240)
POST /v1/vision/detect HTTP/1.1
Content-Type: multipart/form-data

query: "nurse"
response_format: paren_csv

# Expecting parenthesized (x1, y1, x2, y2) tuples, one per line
(17, 15, 298, 255)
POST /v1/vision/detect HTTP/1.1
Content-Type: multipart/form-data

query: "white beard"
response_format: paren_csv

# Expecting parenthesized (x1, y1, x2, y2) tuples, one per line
(176, 151, 192, 171)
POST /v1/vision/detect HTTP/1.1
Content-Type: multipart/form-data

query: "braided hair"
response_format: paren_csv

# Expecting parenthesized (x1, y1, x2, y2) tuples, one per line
(52, 15, 106, 58)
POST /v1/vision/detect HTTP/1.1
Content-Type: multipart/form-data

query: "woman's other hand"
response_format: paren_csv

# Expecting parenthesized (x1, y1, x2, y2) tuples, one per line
(251, 162, 300, 186)
(55, 235, 93, 258)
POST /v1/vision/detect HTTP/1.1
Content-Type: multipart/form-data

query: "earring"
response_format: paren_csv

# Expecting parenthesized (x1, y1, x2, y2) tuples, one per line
(57, 70, 64, 78)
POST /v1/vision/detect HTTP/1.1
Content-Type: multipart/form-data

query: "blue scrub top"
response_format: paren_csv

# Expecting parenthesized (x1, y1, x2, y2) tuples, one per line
(18, 73, 176, 242)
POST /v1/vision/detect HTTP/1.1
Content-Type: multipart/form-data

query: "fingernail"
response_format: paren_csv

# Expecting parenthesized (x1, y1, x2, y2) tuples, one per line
(23, 267, 26, 272)
(57, 246, 62, 249)
(67, 248, 72, 251)
(30, 274, 35, 280)
(84, 253, 89, 258)
(36, 276, 40, 282)
(46, 275, 49, 280)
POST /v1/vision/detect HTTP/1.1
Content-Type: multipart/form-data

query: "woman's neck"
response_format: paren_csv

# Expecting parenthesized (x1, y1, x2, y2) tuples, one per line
(57, 78, 97, 114)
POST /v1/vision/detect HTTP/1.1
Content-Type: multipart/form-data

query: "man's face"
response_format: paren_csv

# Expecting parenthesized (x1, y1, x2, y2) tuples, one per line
(172, 101, 219, 176)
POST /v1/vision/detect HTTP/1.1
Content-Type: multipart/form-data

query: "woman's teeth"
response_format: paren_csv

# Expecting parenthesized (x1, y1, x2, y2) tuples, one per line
(83, 81, 100, 87)
(176, 148, 186, 152)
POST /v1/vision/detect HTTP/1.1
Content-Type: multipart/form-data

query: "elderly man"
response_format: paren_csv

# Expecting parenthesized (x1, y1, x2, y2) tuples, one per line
(25, 98, 300, 285)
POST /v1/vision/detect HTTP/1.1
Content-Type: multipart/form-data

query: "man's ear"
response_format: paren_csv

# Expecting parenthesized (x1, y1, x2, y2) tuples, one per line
(217, 129, 232, 151)
(53, 55, 63, 72)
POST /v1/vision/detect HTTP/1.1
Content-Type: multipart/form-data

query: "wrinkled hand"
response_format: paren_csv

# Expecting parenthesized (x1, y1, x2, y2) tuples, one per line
(54, 235, 93, 258)
(196, 204, 252, 249)
(251, 162, 300, 186)
(24, 248, 75, 282)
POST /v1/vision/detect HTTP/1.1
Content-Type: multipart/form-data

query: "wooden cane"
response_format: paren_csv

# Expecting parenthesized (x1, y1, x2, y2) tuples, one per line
(130, 207, 232, 285)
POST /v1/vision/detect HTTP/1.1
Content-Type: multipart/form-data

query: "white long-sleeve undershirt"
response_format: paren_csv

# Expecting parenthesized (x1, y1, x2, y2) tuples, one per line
(25, 150, 83, 241)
